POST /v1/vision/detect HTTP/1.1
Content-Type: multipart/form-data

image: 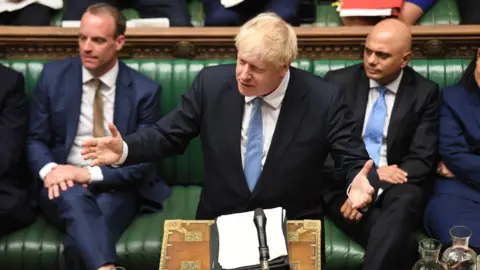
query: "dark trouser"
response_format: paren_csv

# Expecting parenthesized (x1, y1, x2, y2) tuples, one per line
(201, 0, 301, 26)
(0, 3, 53, 26)
(456, 0, 480, 24)
(39, 184, 138, 270)
(325, 184, 424, 270)
(0, 184, 35, 237)
(63, 0, 191, 26)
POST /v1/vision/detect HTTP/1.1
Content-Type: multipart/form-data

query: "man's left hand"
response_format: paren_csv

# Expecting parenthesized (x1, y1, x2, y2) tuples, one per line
(349, 160, 375, 209)
(340, 198, 363, 222)
(46, 165, 91, 186)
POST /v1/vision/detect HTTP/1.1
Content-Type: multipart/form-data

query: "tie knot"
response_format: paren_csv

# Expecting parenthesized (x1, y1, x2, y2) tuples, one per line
(252, 98, 263, 108)
(92, 78, 102, 91)
(377, 86, 388, 96)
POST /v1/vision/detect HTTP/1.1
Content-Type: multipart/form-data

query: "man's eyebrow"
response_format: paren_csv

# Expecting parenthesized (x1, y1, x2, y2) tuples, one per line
(365, 46, 392, 57)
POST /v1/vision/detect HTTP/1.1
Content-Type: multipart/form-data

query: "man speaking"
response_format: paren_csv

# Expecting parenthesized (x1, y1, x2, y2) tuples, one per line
(80, 12, 379, 221)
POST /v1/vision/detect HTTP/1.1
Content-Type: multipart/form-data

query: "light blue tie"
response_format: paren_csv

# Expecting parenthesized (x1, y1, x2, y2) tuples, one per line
(363, 86, 388, 167)
(244, 98, 263, 192)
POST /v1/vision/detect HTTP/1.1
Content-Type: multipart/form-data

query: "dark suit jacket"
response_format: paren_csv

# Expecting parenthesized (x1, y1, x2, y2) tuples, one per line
(322, 64, 439, 201)
(0, 64, 35, 233)
(122, 64, 380, 220)
(433, 84, 480, 203)
(27, 57, 171, 211)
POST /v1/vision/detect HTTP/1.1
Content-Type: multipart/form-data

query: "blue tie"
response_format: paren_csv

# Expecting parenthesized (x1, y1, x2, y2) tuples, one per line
(363, 87, 388, 167)
(244, 98, 263, 192)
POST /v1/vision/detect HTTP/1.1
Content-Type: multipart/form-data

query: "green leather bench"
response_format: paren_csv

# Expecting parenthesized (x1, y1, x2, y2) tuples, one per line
(0, 58, 470, 270)
(50, 0, 460, 26)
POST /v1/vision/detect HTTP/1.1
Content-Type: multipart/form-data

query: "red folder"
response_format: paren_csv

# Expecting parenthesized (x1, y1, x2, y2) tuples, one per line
(341, 0, 404, 10)
(339, 0, 404, 17)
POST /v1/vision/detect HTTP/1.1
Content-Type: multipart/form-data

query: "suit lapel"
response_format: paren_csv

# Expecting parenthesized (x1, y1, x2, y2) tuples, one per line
(386, 68, 415, 154)
(354, 70, 370, 137)
(113, 62, 133, 135)
(251, 68, 307, 198)
(224, 77, 250, 195)
(469, 90, 480, 134)
(65, 59, 84, 152)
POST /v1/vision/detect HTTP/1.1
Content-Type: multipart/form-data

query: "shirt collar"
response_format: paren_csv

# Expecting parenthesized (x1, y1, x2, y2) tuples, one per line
(369, 69, 403, 93)
(82, 60, 119, 89)
(244, 69, 290, 109)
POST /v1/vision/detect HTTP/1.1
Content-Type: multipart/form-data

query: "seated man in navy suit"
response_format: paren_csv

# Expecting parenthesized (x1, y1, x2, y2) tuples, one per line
(202, 0, 301, 26)
(27, 3, 170, 270)
(0, 65, 35, 237)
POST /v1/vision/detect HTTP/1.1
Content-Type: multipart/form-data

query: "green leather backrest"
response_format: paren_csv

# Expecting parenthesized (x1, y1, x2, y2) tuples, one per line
(0, 58, 470, 186)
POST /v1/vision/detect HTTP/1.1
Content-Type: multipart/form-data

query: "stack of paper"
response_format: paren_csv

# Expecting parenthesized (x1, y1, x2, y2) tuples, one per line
(126, 18, 169, 28)
(61, 18, 170, 28)
(338, 0, 404, 17)
(220, 0, 245, 8)
(216, 207, 287, 269)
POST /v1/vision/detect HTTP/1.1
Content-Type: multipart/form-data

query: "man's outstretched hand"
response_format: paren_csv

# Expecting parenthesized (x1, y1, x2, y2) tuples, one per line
(81, 122, 124, 166)
(349, 160, 375, 209)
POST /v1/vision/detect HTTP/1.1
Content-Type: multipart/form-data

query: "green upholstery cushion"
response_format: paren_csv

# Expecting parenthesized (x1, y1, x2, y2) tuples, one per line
(0, 58, 470, 269)
(313, 2, 342, 27)
(418, 0, 460, 25)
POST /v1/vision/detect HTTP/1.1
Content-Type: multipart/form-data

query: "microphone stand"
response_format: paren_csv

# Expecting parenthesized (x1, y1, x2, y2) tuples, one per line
(260, 260, 270, 270)
(254, 208, 270, 270)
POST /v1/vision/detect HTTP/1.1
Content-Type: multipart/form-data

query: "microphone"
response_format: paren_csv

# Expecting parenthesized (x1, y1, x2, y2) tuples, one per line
(253, 208, 270, 270)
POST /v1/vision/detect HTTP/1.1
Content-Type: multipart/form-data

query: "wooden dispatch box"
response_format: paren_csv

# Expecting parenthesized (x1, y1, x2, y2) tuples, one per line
(159, 219, 321, 270)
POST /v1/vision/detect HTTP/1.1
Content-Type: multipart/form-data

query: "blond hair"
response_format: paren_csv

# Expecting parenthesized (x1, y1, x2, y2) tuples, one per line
(235, 12, 297, 69)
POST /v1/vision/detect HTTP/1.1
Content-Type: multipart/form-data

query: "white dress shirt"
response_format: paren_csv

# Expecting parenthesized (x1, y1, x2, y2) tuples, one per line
(363, 70, 403, 167)
(117, 70, 291, 167)
(241, 70, 290, 169)
(350, 70, 403, 199)
(39, 61, 119, 182)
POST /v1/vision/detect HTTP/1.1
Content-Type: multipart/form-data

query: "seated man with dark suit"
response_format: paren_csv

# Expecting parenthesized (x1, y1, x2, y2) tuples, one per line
(322, 19, 439, 270)
(202, 0, 301, 26)
(27, 3, 170, 270)
(63, 0, 191, 26)
(0, 64, 35, 237)
(81, 11, 379, 252)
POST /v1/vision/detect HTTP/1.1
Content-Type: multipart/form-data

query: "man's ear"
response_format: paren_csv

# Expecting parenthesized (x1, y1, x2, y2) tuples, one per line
(115, 35, 126, 52)
(280, 62, 291, 77)
(400, 51, 412, 69)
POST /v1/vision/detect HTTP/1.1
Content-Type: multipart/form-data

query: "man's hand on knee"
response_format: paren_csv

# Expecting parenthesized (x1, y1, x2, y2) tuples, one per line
(45, 166, 75, 188)
(45, 165, 91, 187)
(47, 180, 74, 200)
(340, 199, 363, 222)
